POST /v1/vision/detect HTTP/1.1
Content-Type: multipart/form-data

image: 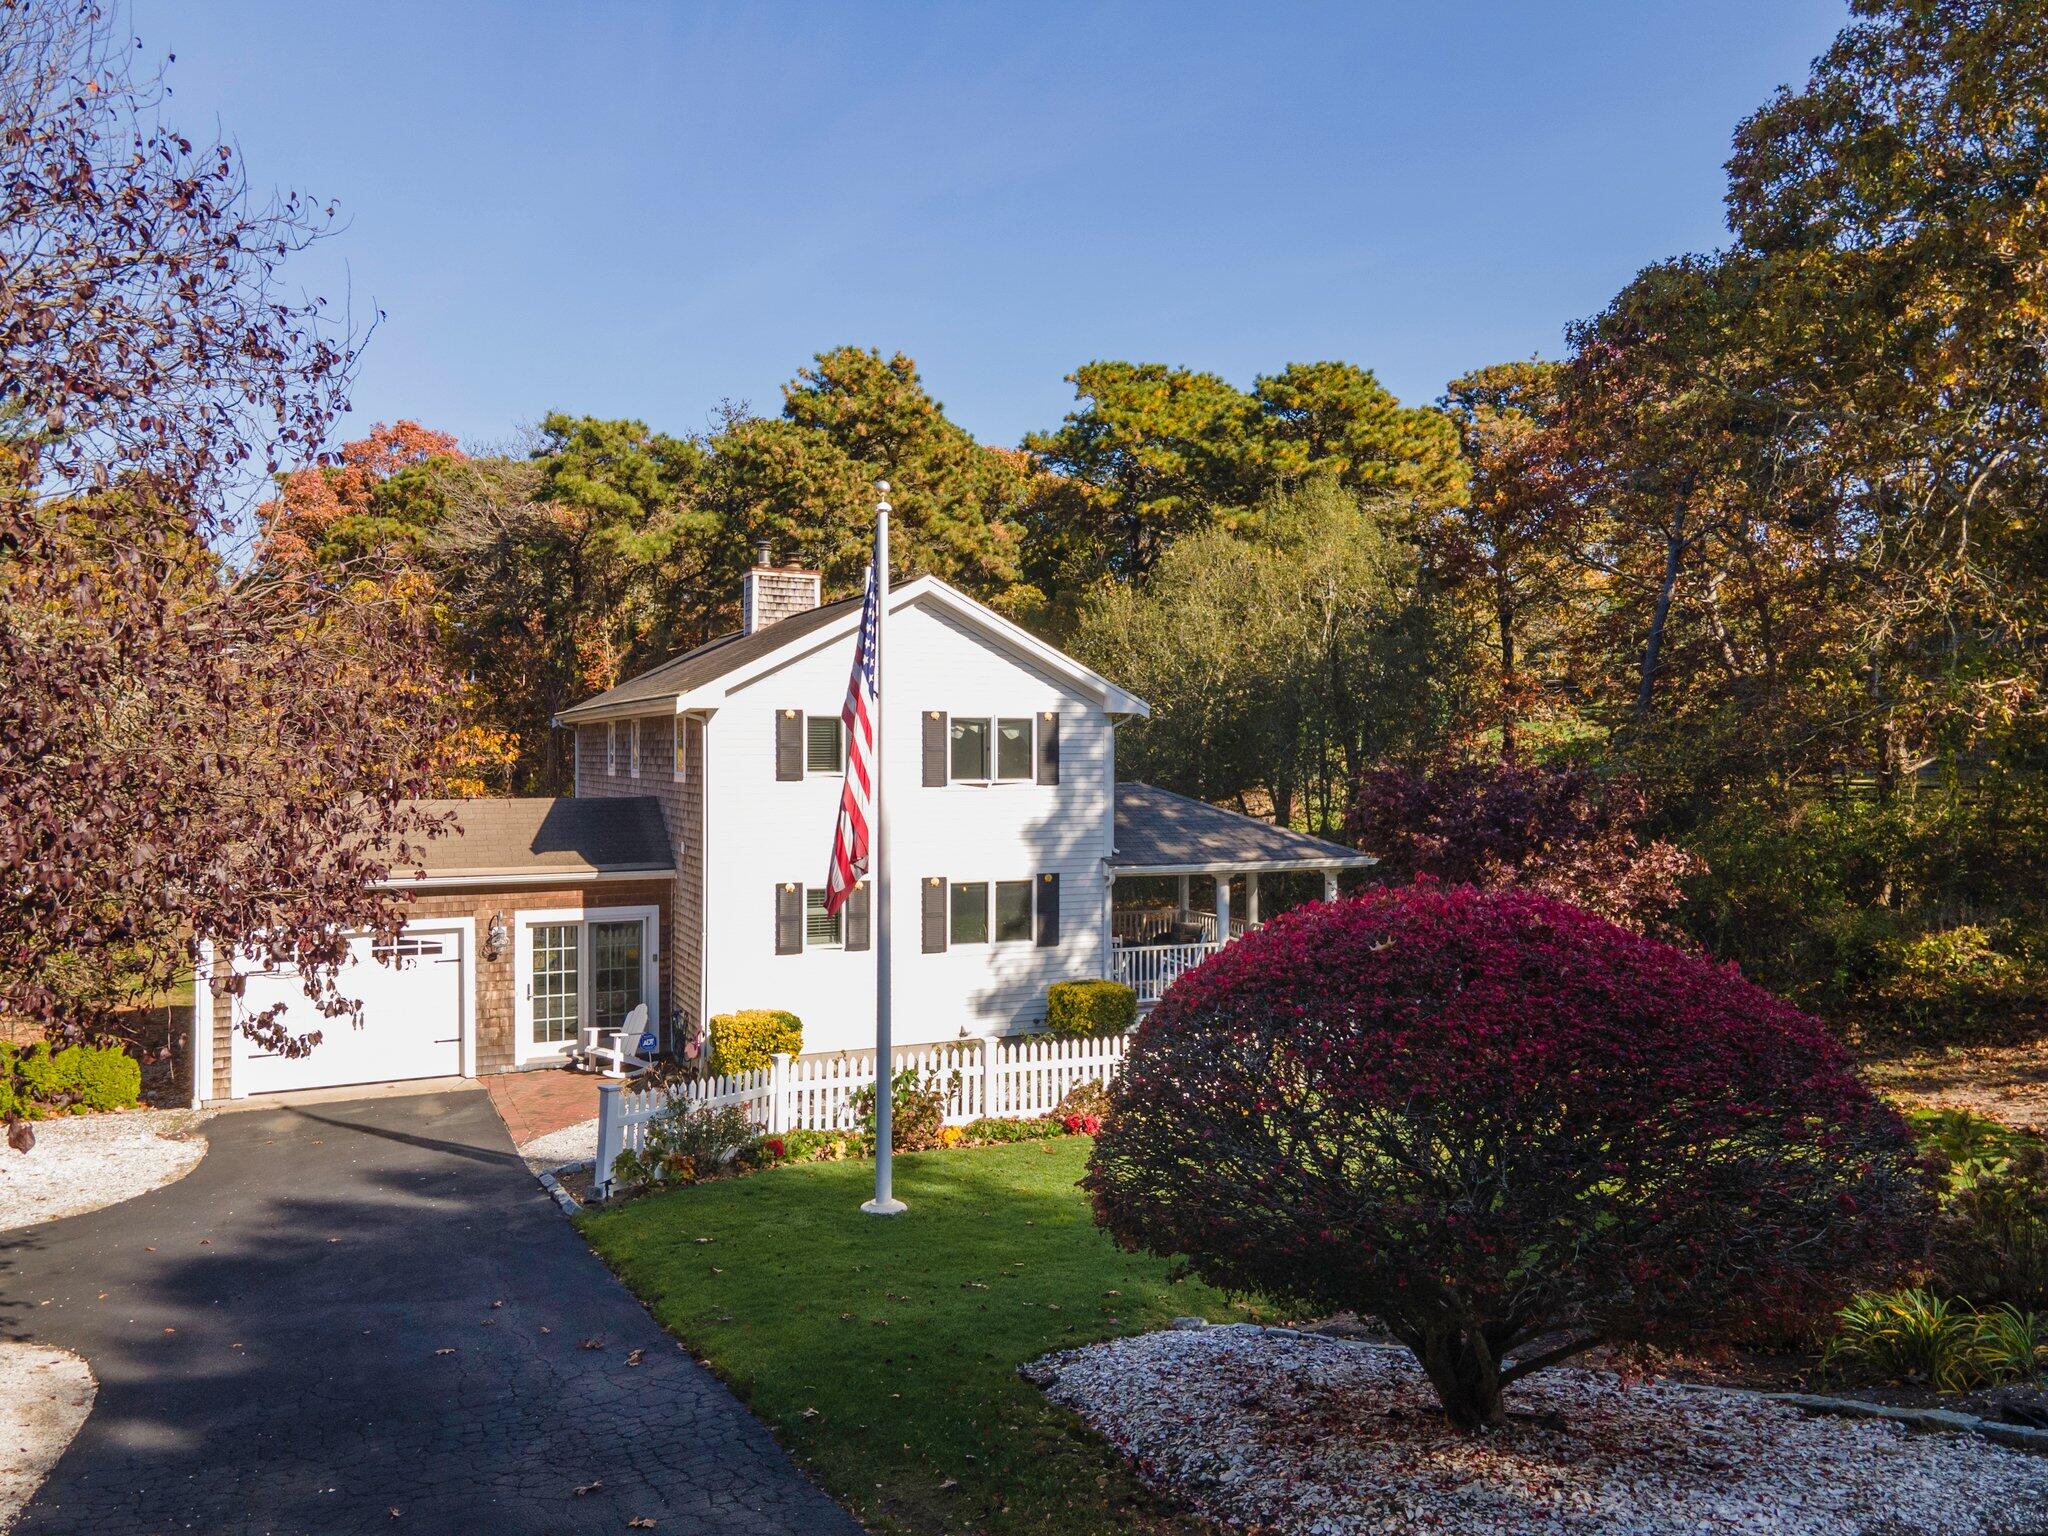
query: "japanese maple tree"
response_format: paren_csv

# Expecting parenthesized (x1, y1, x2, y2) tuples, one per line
(1086, 885, 1929, 1431)
(1345, 757, 1699, 932)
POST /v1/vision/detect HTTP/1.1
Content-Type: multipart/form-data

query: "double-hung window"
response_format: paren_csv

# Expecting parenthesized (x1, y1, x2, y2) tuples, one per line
(949, 881, 990, 944)
(948, 716, 1033, 783)
(805, 888, 843, 948)
(807, 714, 844, 774)
(993, 879, 1033, 942)
(629, 719, 642, 778)
(673, 716, 687, 781)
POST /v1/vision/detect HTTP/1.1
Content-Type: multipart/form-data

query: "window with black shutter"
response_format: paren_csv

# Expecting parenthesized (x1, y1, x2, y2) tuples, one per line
(1036, 872, 1060, 947)
(922, 711, 948, 786)
(1037, 711, 1059, 784)
(921, 877, 948, 952)
(845, 882, 871, 951)
(774, 883, 804, 954)
(775, 709, 804, 781)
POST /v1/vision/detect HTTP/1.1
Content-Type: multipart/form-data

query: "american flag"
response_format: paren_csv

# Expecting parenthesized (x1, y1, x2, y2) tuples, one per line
(824, 562, 879, 914)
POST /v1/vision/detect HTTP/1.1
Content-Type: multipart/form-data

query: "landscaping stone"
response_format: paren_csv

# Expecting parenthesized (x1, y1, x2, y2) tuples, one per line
(1034, 1323, 2048, 1536)
(0, 1343, 94, 1529)
(0, 1109, 206, 1232)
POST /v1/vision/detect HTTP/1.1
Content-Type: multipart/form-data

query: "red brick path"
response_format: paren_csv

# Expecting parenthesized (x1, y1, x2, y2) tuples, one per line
(486, 1067, 602, 1147)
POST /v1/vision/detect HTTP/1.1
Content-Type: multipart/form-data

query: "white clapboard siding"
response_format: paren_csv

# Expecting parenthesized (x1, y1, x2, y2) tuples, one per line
(592, 1031, 1130, 1195)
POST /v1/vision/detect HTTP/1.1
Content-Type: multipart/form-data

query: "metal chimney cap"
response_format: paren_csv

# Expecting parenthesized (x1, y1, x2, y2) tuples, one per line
(754, 540, 772, 567)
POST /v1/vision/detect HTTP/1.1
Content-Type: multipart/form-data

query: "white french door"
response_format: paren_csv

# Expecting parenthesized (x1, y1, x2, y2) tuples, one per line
(515, 906, 659, 1063)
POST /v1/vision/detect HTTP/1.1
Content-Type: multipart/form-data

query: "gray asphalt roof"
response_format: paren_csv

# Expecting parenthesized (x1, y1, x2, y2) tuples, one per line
(1112, 781, 1376, 872)
(394, 797, 673, 880)
(556, 596, 862, 722)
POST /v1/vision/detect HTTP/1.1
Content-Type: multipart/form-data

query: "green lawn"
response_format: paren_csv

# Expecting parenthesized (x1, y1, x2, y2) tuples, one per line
(577, 1138, 1258, 1536)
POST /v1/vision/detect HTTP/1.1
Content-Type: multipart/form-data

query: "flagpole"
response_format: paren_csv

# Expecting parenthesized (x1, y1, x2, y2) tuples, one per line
(862, 483, 906, 1216)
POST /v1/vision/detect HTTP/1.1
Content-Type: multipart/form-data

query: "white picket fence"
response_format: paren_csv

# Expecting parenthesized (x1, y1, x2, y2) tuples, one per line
(591, 1032, 1129, 1197)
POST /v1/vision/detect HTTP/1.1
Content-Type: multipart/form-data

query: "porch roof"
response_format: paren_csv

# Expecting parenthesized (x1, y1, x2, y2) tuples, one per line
(1110, 782, 1377, 876)
(382, 797, 675, 887)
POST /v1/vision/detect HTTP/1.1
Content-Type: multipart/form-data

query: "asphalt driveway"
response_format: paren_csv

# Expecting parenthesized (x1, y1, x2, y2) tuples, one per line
(0, 1089, 862, 1536)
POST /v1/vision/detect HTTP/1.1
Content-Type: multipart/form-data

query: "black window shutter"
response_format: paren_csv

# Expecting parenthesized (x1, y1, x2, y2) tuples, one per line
(921, 877, 948, 952)
(1036, 872, 1060, 947)
(1037, 712, 1060, 785)
(922, 711, 948, 786)
(775, 709, 804, 781)
(845, 882, 871, 951)
(775, 883, 804, 954)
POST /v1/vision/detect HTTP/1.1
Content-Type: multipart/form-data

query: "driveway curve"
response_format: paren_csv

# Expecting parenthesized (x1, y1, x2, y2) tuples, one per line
(0, 1088, 861, 1536)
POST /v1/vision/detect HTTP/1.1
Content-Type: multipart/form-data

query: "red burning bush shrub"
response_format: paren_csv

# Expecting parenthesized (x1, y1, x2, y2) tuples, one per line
(1085, 885, 1931, 1431)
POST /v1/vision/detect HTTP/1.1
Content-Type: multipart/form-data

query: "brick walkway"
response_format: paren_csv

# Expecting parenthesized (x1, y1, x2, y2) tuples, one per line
(487, 1065, 603, 1146)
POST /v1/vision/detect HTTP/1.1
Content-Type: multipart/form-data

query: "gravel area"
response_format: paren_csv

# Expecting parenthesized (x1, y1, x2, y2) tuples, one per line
(0, 1343, 95, 1529)
(0, 1110, 207, 1232)
(1033, 1325, 2048, 1536)
(517, 1114, 597, 1173)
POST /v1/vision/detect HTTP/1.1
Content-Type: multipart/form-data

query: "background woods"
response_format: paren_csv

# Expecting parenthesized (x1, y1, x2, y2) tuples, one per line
(10, 0, 2048, 1053)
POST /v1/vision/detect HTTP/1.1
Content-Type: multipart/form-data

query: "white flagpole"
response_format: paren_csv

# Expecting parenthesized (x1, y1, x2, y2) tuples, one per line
(862, 483, 906, 1216)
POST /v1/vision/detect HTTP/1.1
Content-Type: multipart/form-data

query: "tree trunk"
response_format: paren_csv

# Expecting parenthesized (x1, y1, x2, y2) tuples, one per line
(1636, 511, 1687, 722)
(1495, 584, 1519, 765)
(1411, 1329, 1508, 1433)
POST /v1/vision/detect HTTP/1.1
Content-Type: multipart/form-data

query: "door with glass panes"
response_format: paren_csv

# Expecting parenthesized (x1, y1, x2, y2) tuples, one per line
(517, 907, 656, 1063)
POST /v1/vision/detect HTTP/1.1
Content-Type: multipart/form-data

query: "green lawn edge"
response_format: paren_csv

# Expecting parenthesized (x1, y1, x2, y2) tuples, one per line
(576, 1138, 1257, 1536)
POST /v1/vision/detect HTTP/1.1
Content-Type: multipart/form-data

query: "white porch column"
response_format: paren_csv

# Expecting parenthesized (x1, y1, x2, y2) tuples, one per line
(1176, 872, 1190, 919)
(1214, 873, 1232, 942)
(1246, 872, 1261, 927)
(1322, 869, 1340, 902)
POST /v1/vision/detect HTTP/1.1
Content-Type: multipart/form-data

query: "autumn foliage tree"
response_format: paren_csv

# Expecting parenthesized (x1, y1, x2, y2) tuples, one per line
(1087, 886, 1931, 1431)
(0, 2, 452, 1055)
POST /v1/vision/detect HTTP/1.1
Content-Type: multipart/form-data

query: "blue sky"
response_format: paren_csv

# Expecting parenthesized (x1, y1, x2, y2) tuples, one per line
(133, 2, 1849, 453)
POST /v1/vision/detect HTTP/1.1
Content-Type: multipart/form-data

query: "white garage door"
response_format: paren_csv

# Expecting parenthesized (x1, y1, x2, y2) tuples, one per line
(232, 926, 468, 1096)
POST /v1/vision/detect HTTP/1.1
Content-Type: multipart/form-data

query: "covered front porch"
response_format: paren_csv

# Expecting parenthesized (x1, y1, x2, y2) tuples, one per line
(1105, 782, 1376, 1005)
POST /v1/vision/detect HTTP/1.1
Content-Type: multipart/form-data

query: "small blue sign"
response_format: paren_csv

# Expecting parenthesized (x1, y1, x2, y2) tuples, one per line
(637, 1032, 660, 1056)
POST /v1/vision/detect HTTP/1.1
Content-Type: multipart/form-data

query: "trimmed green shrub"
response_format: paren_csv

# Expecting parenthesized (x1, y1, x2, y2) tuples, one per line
(1045, 980, 1136, 1038)
(708, 1010, 803, 1076)
(13, 1042, 61, 1099)
(54, 1044, 142, 1112)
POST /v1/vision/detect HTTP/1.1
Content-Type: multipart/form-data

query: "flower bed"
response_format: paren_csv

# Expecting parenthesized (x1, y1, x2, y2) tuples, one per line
(1033, 1324, 2048, 1536)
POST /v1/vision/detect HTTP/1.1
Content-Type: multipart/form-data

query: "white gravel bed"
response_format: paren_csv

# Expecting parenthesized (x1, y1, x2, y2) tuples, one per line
(0, 1342, 95, 1528)
(518, 1114, 597, 1173)
(0, 1109, 207, 1232)
(1034, 1324, 2048, 1536)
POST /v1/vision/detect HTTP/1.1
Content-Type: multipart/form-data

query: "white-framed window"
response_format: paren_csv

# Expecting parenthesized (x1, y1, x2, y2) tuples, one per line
(673, 716, 687, 782)
(805, 888, 842, 948)
(949, 715, 1034, 783)
(807, 714, 844, 774)
(606, 721, 617, 775)
(950, 880, 989, 945)
(994, 879, 1034, 942)
(629, 719, 642, 778)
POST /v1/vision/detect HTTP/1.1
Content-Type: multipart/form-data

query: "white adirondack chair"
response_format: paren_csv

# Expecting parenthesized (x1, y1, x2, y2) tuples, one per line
(581, 1002, 650, 1078)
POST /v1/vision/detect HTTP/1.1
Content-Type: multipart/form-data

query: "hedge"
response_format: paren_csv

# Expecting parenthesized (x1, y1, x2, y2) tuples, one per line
(0, 1041, 142, 1118)
(709, 1009, 804, 1075)
(1045, 979, 1136, 1038)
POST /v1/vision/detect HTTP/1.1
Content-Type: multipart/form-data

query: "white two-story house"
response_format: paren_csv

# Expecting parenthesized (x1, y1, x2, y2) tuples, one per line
(193, 555, 1369, 1100)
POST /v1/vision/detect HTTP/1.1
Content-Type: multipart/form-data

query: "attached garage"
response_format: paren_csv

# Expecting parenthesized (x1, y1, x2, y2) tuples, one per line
(195, 797, 676, 1104)
(231, 923, 472, 1096)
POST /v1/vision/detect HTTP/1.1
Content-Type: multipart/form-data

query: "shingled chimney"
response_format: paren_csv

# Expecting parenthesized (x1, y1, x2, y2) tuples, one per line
(741, 542, 822, 635)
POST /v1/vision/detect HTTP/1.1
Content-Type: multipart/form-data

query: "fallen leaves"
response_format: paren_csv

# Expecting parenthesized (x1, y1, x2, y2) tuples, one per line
(574, 1480, 602, 1497)
(626, 1348, 644, 1366)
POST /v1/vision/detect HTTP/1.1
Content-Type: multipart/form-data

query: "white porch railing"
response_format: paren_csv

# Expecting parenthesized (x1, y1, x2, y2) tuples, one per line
(1110, 939, 1225, 1005)
(593, 1032, 1130, 1197)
